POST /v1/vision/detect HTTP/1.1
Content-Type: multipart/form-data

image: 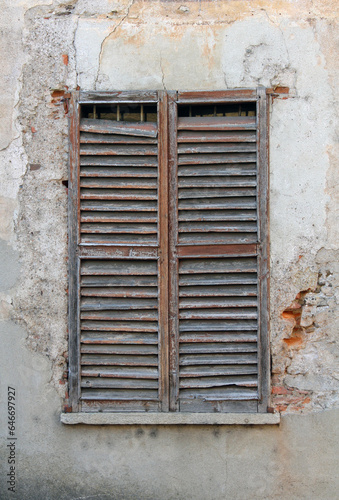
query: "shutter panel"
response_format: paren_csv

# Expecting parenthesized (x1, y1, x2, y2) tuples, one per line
(69, 93, 167, 412)
(169, 91, 268, 413)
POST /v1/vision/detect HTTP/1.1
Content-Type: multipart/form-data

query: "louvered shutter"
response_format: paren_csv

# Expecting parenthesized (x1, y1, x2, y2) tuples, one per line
(168, 89, 269, 413)
(68, 89, 269, 414)
(68, 91, 169, 412)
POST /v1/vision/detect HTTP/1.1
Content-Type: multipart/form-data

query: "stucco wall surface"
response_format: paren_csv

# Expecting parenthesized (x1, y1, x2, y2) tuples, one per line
(0, 0, 338, 498)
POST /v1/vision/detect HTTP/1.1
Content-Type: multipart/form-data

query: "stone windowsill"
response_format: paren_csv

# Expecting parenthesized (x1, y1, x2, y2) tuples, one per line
(61, 412, 280, 425)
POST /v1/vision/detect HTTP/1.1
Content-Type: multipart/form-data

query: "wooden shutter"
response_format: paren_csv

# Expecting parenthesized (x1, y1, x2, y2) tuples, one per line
(168, 89, 269, 413)
(68, 89, 269, 414)
(68, 91, 169, 412)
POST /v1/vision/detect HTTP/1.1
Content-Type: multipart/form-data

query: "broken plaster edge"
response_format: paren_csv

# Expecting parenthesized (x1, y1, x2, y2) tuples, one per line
(61, 412, 281, 425)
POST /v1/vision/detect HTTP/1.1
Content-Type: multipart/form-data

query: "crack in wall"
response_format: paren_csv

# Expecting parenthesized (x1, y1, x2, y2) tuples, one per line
(94, 0, 135, 89)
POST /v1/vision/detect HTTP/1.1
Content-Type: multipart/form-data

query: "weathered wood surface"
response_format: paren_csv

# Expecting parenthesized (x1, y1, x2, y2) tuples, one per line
(80, 118, 158, 137)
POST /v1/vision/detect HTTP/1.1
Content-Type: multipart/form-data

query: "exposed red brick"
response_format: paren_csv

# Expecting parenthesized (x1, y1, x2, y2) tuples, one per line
(272, 386, 288, 395)
(62, 54, 69, 65)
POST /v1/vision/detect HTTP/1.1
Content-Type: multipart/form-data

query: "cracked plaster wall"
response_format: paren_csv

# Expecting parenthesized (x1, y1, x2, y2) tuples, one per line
(0, 0, 339, 498)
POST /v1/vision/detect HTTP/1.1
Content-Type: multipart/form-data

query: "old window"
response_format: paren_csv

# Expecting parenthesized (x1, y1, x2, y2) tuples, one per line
(67, 89, 269, 415)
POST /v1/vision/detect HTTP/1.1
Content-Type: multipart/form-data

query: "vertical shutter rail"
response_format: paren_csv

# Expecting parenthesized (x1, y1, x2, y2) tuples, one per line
(257, 87, 270, 413)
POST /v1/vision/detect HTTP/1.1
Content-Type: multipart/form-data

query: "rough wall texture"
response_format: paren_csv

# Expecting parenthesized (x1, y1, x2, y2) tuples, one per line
(0, 0, 338, 498)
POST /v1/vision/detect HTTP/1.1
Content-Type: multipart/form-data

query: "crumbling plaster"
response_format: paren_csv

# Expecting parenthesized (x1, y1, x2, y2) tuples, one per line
(0, 0, 339, 497)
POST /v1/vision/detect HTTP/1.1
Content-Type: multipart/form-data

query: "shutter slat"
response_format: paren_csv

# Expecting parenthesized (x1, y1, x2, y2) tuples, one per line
(81, 223, 157, 234)
(81, 332, 158, 344)
(81, 188, 157, 200)
(179, 309, 257, 320)
(179, 388, 258, 400)
(81, 389, 159, 400)
(177, 116, 256, 130)
(81, 132, 157, 144)
(81, 378, 158, 389)
(178, 222, 257, 233)
(180, 364, 257, 377)
(81, 286, 158, 297)
(179, 258, 257, 274)
(80, 310, 158, 321)
(179, 273, 257, 286)
(178, 143, 256, 154)
(179, 353, 257, 365)
(81, 366, 158, 378)
(81, 320, 158, 332)
(81, 200, 157, 211)
(81, 344, 158, 355)
(81, 354, 158, 366)
(177, 130, 256, 143)
(179, 320, 257, 332)
(180, 332, 257, 343)
(80, 156, 158, 167)
(80, 144, 157, 156)
(81, 167, 157, 178)
(179, 197, 256, 210)
(80, 178, 157, 189)
(178, 210, 257, 222)
(81, 297, 158, 310)
(81, 212, 157, 223)
(179, 297, 257, 308)
(179, 375, 258, 388)
(178, 176, 256, 188)
(80, 118, 158, 137)
(81, 260, 157, 275)
(178, 164, 256, 176)
(178, 153, 256, 165)
(179, 284, 257, 297)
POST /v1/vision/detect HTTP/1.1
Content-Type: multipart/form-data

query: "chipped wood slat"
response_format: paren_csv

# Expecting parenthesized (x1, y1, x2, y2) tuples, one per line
(177, 130, 256, 143)
(81, 378, 158, 389)
(80, 132, 157, 144)
(178, 116, 256, 131)
(79, 90, 159, 104)
(179, 375, 258, 389)
(80, 118, 158, 137)
(177, 90, 257, 103)
(80, 389, 159, 401)
(81, 332, 158, 344)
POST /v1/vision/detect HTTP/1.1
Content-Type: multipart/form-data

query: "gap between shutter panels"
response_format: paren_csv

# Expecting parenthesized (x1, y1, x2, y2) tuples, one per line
(172, 106, 260, 412)
(78, 111, 161, 412)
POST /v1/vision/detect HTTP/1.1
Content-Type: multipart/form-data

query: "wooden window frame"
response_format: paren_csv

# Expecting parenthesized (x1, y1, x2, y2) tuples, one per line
(67, 89, 270, 416)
